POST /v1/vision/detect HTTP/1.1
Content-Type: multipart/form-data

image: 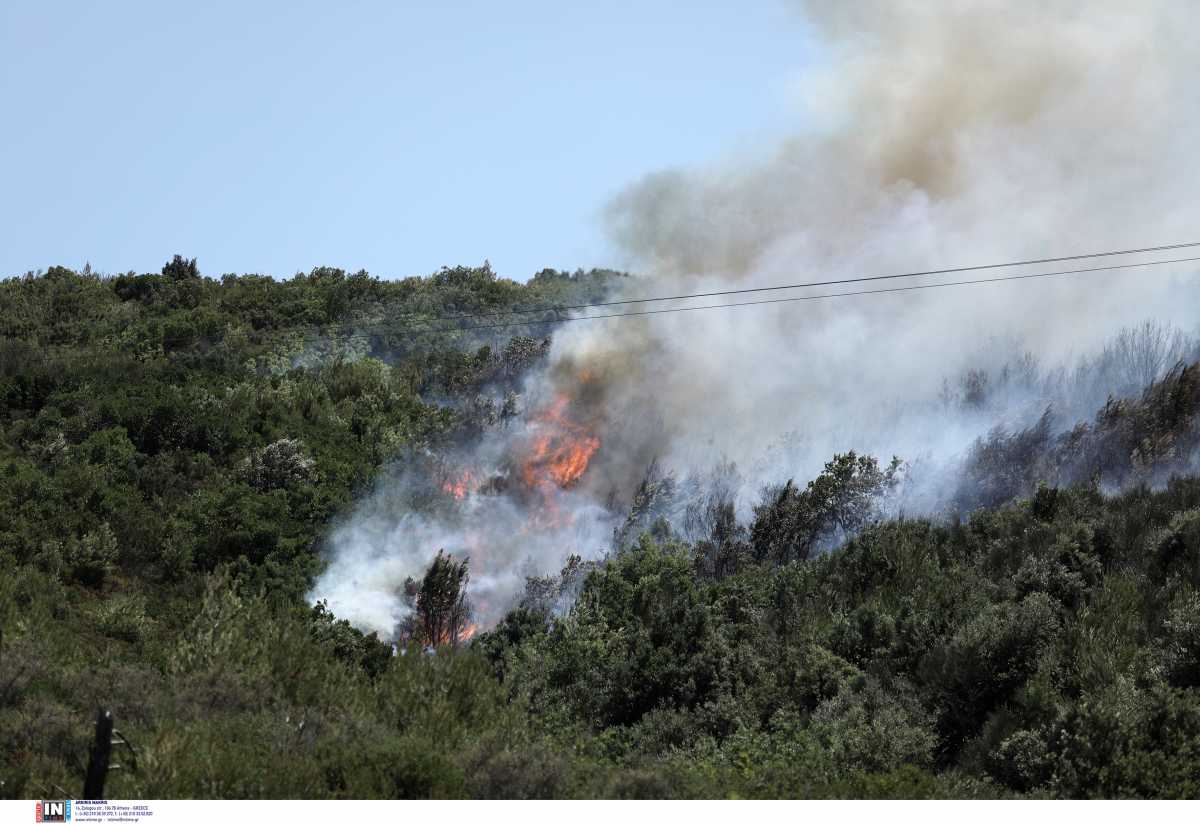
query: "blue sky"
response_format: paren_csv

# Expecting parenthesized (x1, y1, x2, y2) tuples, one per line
(0, 1, 814, 281)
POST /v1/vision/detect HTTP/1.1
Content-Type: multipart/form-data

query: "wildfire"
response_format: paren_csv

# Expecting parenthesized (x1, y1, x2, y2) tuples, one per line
(520, 394, 601, 493)
(441, 468, 476, 500)
(417, 385, 601, 642)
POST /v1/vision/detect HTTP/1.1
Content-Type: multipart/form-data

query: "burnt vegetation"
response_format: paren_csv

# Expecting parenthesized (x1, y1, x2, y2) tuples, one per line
(2, 259, 1200, 798)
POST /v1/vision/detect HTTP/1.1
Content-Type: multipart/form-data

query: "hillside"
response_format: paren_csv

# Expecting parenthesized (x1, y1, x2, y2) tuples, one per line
(2, 260, 1200, 799)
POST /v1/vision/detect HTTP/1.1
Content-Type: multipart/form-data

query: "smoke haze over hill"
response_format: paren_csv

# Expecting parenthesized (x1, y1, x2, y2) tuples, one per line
(553, 0, 1200, 495)
(312, 1, 1200, 639)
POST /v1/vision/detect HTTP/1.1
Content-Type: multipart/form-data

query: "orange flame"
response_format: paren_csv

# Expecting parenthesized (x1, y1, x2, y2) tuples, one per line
(419, 384, 601, 639)
(441, 468, 476, 500)
(520, 394, 600, 493)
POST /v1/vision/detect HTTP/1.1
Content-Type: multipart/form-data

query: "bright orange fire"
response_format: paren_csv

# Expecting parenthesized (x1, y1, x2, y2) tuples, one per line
(441, 468, 476, 500)
(520, 394, 601, 493)
(418, 385, 601, 643)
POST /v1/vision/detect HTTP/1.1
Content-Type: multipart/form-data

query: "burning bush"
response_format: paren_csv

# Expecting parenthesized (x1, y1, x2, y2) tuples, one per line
(400, 550, 475, 648)
(519, 394, 601, 495)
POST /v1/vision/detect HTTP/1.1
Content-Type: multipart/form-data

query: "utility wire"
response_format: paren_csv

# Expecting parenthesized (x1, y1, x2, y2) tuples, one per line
(424, 254, 1200, 333)
(10, 249, 1200, 366)
(396, 239, 1200, 324)
(157, 240, 1200, 338)
(142, 240, 1200, 344)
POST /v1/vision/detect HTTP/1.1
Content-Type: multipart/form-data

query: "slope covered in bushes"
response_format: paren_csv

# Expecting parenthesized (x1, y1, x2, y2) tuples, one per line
(2, 260, 1200, 799)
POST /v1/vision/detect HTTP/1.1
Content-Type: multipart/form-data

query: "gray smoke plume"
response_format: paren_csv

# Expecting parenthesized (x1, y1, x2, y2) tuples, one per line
(552, 0, 1200, 503)
(313, 1, 1200, 638)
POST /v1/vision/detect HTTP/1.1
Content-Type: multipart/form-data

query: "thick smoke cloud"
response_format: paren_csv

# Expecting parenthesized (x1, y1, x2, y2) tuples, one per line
(558, 0, 1200, 502)
(313, 1, 1200, 638)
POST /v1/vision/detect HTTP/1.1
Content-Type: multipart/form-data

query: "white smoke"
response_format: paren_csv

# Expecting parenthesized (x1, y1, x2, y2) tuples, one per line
(311, 392, 619, 638)
(312, 1, 1200, 638)
(555, 0, 1200, 495)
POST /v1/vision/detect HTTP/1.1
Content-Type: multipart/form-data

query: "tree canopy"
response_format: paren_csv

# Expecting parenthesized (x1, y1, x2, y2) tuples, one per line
(2, 258, 1200, 799)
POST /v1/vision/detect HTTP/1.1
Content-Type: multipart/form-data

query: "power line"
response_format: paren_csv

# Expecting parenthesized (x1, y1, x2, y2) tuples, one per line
(433, 253, 1200, 333)
(162, 240, 1200, 339)
(11, 249, 1200, 365)
(141, 252, 1198, 344)
(154, 240, 1200, 343)
(404, 239, 1200, 324)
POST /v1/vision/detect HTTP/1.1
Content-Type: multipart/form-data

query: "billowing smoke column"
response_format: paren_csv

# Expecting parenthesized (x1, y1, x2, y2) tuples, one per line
(551, 0, 1200, 502)
(312, 1, 1200, 638)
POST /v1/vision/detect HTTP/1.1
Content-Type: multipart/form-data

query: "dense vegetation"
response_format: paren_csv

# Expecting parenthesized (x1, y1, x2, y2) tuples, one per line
(2, 259, 1199, 799)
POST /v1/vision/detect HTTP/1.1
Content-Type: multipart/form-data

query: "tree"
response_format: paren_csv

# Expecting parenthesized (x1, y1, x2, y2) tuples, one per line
(402, 551, 473, 648)
(683, 463, 748, 580)
(237, 438, 318, 491)
(161, 254, 199, 280)
(1102, 320, 1189, 394)
(751, 452, 902, 564)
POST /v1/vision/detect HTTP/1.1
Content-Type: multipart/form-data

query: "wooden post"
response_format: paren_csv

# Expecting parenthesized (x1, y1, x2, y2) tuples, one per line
(83, 710, 113, 800)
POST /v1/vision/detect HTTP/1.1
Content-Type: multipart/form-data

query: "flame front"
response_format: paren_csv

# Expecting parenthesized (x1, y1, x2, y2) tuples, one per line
(520, 394, 601, 493)
(403, 387, 603, 645)
(440, 468, 476, 501)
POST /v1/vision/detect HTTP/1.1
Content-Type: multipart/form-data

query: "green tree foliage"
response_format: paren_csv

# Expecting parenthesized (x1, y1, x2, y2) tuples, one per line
(161, 254, 199, 281)
(479, 476, 1200, 798)
(751, 452, 901, 564)
(402, 550, 473, 648)
(3, 258, 1200, 798)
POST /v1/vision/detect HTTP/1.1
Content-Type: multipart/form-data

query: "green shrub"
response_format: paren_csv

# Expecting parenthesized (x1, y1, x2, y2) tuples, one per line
(1160, 588, 1200, 688)
(809, 678, 937, 772)
(95, 595, 152, 643)
(921, 593, 1061, 755)
(1154, 509, 1200, 586)
(64, 523, 119, 587)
